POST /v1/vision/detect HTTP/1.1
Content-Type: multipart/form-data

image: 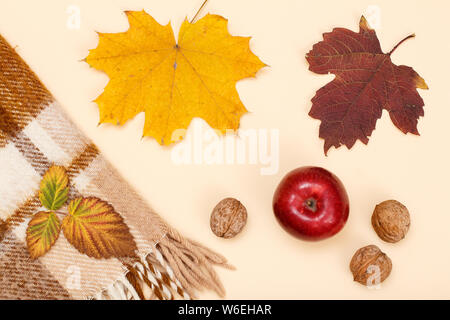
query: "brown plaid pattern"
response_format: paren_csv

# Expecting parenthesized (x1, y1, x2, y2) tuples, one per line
(0, 34, 227, 300)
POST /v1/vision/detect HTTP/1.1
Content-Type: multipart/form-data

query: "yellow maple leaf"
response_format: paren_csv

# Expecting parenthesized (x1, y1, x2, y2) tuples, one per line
(86, 10, 265, 145)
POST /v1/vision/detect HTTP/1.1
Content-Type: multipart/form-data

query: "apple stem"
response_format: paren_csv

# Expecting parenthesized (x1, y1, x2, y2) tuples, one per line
(388, 34, 415, 56)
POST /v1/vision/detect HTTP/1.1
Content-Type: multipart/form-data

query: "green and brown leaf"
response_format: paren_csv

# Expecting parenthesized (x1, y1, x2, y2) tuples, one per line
(39, 165, 69, 210)
(26, 211, 61, 259)
(62, 197, 137, 259)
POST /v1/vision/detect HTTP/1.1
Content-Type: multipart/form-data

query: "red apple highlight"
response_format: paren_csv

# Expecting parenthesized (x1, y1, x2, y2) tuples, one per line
(273, 166, 349, 241)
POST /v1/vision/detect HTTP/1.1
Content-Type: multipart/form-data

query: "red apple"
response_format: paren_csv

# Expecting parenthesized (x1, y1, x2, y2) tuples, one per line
(273, 166, 349, 241)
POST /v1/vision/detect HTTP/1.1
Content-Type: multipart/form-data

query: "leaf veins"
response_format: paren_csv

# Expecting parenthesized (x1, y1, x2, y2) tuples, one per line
(306, 16, 428, 155)
(86, 10, 265, 145)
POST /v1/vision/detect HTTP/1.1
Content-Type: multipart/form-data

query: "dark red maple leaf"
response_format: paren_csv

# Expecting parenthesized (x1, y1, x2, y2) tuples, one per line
(306, 16, 428, 155)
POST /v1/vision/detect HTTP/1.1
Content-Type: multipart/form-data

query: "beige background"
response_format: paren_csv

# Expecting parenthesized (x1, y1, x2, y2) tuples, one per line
(0, 0, 448, 299)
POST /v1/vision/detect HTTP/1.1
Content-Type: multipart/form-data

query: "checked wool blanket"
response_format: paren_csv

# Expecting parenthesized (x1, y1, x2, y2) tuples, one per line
(0, 34, 229, 300)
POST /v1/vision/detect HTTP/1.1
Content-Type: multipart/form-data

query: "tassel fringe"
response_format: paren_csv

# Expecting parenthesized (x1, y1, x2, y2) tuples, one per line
(92, 228, 233, 300)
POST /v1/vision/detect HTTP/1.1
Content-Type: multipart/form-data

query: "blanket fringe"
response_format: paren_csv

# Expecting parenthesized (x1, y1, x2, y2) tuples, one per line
(92, 228, 233, 300)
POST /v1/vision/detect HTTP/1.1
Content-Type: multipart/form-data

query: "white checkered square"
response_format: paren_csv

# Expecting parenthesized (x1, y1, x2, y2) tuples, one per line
(23, 119, 72, 166)
(36, 102, 89, 162)
(0, 143, 41, 220)
(71, 167, 93, 194)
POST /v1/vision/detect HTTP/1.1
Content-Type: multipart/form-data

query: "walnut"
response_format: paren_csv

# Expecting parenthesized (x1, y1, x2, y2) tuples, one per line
(350, 245, 392, 286)
(210, 198, 247, 239)
(372, 200, 410, 243)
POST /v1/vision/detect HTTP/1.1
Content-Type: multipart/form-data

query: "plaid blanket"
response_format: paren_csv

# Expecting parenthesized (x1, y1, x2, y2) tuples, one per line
(0, 34, 229, 300)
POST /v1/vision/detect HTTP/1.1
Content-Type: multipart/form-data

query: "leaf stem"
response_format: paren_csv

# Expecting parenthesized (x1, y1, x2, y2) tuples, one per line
(388, 34, 415, 56)
(191, 0, 209, 23)
(54, 210, 67, 217)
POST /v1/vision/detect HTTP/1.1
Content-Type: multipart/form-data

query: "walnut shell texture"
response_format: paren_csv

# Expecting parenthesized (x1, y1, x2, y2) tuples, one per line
(350, 245, 392, 286)
(372, 200, 410, 243)
(210, 198, 247, 239)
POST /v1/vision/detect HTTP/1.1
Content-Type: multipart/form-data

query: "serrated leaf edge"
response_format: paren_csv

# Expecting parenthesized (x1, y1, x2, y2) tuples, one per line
(62, 197, 137, 259)
(39, 165, 69, 211)
(26, 211, 62, 259)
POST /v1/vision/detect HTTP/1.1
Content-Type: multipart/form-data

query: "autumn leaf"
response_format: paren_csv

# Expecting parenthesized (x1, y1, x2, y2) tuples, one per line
(306, 16, 428, 155)
(62, 197, 137, 259)
(26, 211, 61, 259)
(39, 165, 69, 210)
(86, 10, 265, 145)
